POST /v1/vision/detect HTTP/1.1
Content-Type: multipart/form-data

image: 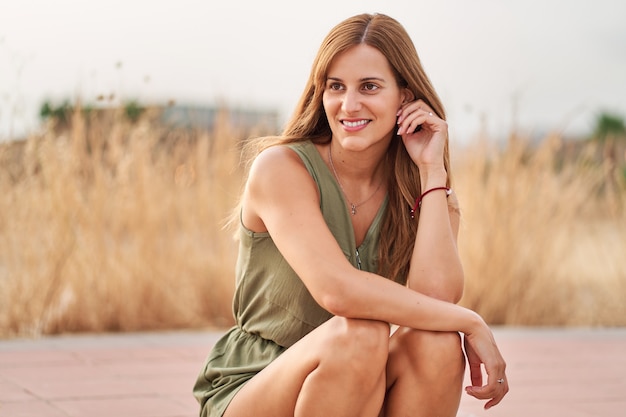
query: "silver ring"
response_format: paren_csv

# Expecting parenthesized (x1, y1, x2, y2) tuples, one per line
(497, 378, 504, 384)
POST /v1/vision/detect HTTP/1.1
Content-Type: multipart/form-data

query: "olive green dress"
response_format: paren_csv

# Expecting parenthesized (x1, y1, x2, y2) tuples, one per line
(193, 140, 388, 416)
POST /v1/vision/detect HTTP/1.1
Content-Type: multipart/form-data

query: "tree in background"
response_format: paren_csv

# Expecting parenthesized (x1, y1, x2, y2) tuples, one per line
(591, 112, 626, 213)
(593, 112, 626, 142)
(39, 99, 144, 126)
(39, 100, 74, 125)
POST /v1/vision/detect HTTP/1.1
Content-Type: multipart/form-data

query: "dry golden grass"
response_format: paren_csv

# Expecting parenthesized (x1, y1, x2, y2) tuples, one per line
(1, 110, 625, 338)
(0, 108, 246, 338)
(456, 133, 626, 326)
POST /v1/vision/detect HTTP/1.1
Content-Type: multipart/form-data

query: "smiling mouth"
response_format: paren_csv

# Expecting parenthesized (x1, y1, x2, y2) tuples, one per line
(341, 119, 370, 128)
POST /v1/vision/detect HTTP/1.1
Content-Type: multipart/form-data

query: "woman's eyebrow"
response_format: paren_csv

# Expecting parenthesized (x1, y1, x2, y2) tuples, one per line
(360, 77, 386, 83)
(325, 76, 387, 82)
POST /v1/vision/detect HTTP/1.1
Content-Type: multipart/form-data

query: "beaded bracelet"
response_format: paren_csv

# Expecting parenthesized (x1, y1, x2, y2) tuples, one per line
(410, 186, 451, 219)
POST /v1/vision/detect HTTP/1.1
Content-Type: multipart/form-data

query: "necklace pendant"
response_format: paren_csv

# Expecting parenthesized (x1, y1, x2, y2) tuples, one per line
(351, 204, 357, 215)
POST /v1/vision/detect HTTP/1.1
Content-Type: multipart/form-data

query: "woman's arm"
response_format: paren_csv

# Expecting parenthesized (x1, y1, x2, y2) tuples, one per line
(244, 145, 505, 402)
(243, 145, 467, 332)
(396, 99, 464, 303)
(406, 168, 464, 303)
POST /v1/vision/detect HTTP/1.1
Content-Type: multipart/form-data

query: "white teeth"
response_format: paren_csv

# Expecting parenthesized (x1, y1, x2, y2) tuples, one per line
(342, 120, 368, 128)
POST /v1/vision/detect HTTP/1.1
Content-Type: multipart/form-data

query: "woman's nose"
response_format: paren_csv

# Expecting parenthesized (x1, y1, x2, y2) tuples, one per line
(341, 90, 362, 113)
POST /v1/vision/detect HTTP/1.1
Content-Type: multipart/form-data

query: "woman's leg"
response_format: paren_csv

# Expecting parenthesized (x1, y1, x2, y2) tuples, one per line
(383, 328, 466, 417)
(224, 316, 390, 417)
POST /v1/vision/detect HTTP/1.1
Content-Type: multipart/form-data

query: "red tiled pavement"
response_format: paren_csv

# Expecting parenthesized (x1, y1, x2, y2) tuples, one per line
(0, 328, 625, 417)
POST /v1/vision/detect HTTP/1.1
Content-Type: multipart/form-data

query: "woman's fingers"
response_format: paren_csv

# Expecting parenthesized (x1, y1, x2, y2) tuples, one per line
(463, 332, 509, 409)
(465, 376, 509, 410)
(463, 336, 483, 387)
(397, 99, 432, 123)
(397, 102, 436, 135)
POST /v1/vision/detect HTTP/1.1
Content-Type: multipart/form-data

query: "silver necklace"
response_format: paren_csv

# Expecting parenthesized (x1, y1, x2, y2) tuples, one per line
(328, 147, 383, 215)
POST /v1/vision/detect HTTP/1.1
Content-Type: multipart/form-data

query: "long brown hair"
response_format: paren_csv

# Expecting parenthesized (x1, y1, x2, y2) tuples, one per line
(240, 13, 452, 284)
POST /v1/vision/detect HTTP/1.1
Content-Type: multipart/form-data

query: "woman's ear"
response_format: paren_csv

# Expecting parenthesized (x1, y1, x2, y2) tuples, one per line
(401, 88, 415, 104)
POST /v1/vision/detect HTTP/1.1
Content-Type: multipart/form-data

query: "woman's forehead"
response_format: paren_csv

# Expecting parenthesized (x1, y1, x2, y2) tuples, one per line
(326, 44, 394, 80)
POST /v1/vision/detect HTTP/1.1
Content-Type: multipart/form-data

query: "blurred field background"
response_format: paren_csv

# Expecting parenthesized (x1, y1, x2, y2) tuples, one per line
(0, 105, 625, 338)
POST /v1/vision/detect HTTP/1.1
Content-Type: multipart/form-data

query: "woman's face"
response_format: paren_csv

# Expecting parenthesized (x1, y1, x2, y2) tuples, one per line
(322, 44, 408, 151)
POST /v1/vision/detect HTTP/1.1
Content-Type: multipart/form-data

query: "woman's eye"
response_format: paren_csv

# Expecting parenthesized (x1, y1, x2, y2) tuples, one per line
(328, 83, 343, 91)
(363, 83, 378, 92)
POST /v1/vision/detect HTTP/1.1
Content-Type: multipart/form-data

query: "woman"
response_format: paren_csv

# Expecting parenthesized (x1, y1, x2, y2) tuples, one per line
(194, 13, 508, 417)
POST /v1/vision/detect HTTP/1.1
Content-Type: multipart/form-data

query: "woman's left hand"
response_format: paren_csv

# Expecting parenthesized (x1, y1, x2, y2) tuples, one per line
(396, 100, 448, 172)
(463, 327, 509, 410)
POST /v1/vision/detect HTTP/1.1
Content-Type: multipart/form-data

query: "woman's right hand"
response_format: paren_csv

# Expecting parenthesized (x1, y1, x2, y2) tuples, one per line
(396, 99, 448, 174)
(463, 322, 509, 409)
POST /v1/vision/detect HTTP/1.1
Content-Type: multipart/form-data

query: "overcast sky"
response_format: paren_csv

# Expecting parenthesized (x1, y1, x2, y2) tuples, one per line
(1, 0, 625, 142)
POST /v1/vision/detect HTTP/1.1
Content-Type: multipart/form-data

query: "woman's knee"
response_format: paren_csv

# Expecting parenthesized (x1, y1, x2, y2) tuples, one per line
(391, 329, 464, 376)
(323, 317, 390, 373)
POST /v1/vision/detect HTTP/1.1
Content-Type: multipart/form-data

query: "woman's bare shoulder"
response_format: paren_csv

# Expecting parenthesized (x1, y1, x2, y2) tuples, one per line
(248, 144, 311, 183)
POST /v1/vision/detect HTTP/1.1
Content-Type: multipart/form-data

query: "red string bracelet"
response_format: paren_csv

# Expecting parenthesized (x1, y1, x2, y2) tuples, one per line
(410, 187, 451, 219)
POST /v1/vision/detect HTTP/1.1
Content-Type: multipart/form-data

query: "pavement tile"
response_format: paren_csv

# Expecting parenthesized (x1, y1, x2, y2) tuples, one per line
(0, 379, 37, 402)
(72, 347, 182, 364)
(0, 328, 624, 417)
(0, 401, 68, 417)
(0, 350, 78, 368)
(52, 396, 195, 417)
(458, 400, 603, 417)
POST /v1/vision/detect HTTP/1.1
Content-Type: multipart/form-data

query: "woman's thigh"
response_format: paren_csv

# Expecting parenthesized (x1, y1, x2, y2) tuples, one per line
(224, 316, 390, 417)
